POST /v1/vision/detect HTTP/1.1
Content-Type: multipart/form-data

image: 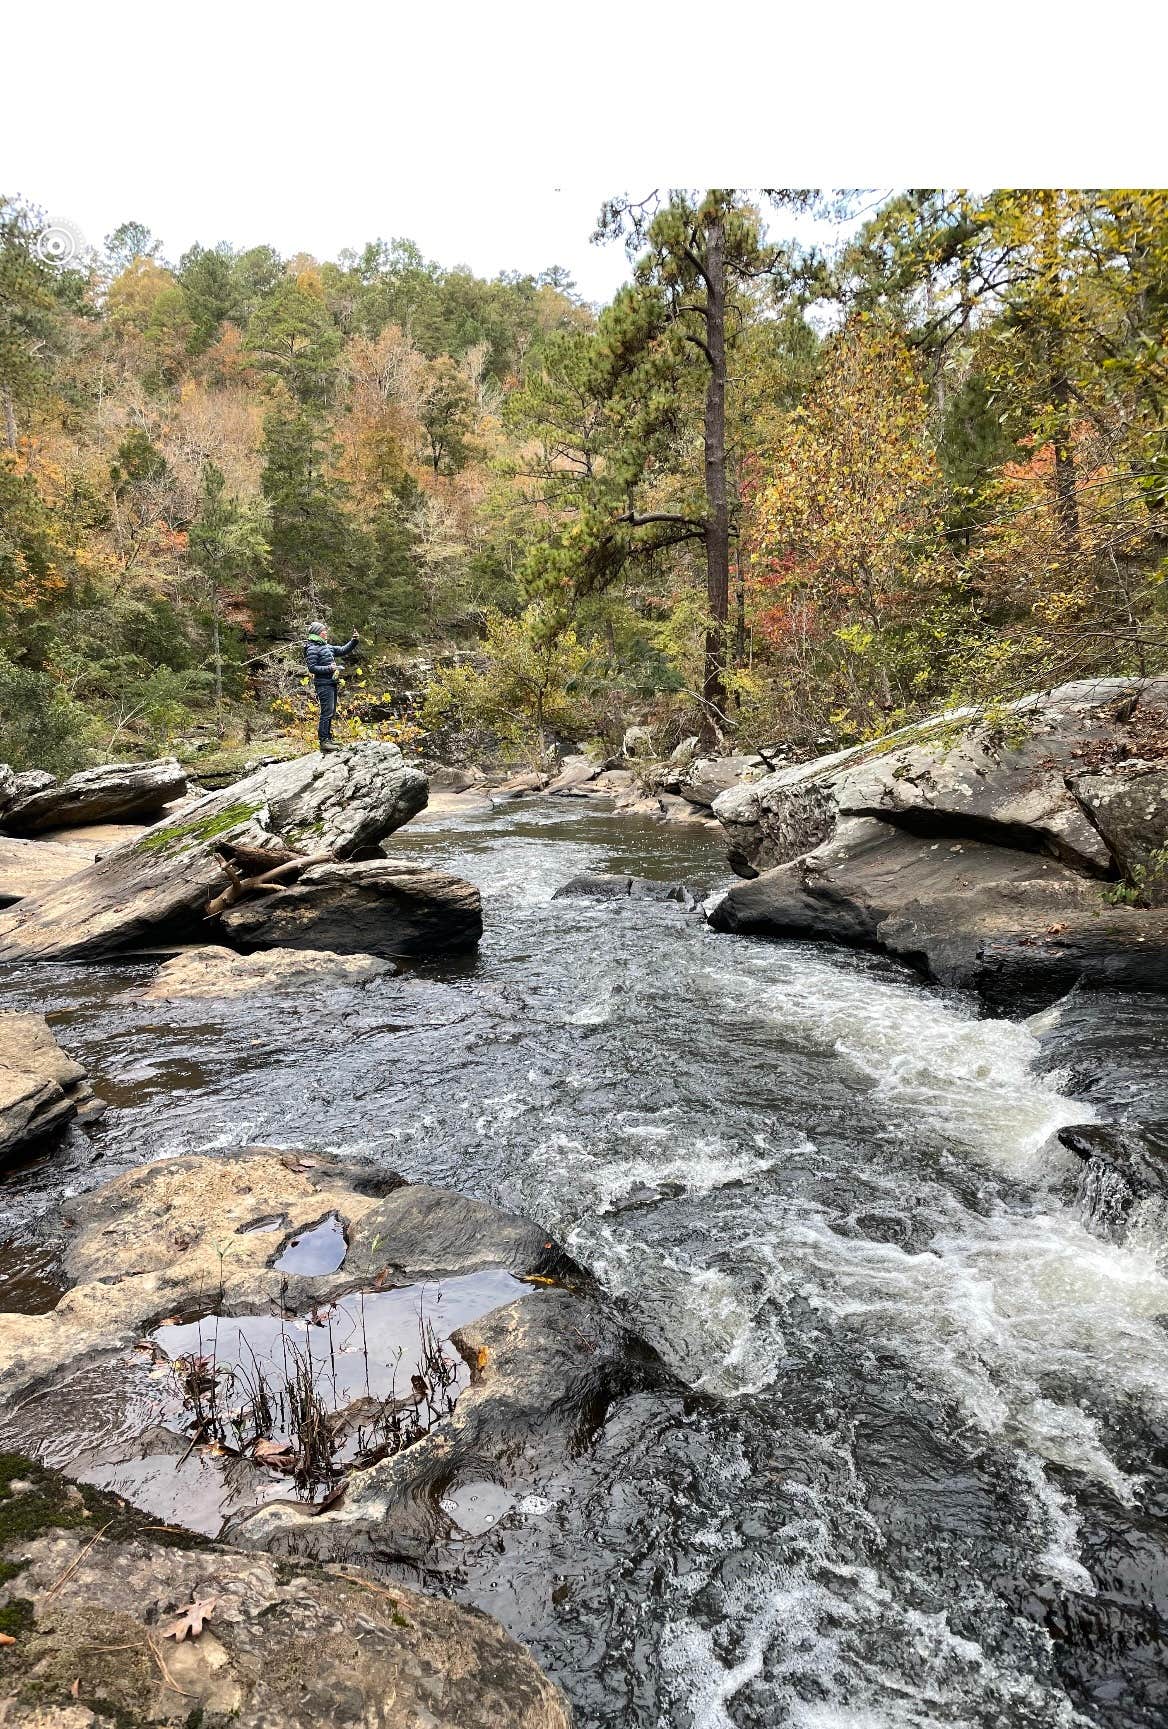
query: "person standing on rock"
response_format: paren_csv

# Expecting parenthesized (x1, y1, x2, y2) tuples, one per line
(304, 621, 360, 752)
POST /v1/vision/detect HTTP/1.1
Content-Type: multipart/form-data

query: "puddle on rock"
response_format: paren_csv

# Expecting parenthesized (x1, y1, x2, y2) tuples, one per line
(71, 1267, 528, 1537)
(273, 1212, 347, 1274)
(441, 1480, 517, 1537)
(237, 1213, 287, 1236)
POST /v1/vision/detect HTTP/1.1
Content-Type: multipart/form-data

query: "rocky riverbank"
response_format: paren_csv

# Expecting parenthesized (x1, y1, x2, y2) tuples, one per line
(709, 677, 1168, 1003)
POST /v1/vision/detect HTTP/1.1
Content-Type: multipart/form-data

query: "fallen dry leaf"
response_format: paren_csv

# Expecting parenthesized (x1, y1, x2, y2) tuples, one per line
(0, 1633, 16, 1646)
(253, 1438, 296, 1471)
(163, 1596, 217, 1641)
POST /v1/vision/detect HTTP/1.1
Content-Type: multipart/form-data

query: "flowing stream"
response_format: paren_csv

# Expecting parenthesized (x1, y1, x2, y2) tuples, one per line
(3, 799, 1168, 1728)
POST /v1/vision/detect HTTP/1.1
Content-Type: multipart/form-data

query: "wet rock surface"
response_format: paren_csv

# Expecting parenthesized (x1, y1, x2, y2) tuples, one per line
(553, 873, 704, 908)
(0, 1148, 657, 1560)
(0, 758, 188, 836)
(0, 744, 429, 965)
(133, 943, 395, 999)
(0, 1149, 581, 1394)
(0, 1459, 570, 1729)
(0, 1015, 102, 1165)
(219, 859, 483, 958)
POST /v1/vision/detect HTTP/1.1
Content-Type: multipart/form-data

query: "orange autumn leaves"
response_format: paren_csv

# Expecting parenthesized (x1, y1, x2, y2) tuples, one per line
(748, 323, 952, 651)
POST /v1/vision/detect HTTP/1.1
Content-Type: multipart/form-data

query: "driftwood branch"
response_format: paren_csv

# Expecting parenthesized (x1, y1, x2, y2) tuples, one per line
(204, 846, 336, 919)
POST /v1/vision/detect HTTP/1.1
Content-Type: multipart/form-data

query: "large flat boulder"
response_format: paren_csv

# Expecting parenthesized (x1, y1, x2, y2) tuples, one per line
(0, 1013, 101, 1163)
(1, 757, 188, 834)
(714, 677, 1168, 879)
(709, 816, 1168, 999)
(0, 744, 428, 964)
(219, 859, 482, 958)
(0, 834, 95, 905)
(677, 753, 761, 810)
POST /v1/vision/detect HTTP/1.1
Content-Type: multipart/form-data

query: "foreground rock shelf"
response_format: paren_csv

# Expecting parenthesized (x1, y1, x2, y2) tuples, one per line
(0, 1150, 663, 1555)
(0, 1147, 662, 1722)
(0, 1457, 570, 1728)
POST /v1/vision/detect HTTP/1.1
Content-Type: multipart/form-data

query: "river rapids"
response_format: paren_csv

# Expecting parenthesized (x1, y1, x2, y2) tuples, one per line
(2, 799, 1167, 1728)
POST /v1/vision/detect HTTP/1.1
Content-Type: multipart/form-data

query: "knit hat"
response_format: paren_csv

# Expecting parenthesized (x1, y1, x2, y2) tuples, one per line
(307, 621, 327, 640)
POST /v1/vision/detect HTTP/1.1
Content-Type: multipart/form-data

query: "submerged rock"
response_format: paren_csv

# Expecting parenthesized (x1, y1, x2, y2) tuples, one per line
(219, 859, 482, 958)
(135, 943, 395, 999)
(1, 757, 188, 835)
(0, 743, 428, 964)
(553, 873, 704, 908)
(0, 1013, 102, 1163)
(0, 1465, 570, 1729)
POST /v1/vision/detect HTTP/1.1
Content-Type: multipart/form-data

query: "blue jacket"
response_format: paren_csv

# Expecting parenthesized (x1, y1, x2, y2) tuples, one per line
(305, 635, 357, 683)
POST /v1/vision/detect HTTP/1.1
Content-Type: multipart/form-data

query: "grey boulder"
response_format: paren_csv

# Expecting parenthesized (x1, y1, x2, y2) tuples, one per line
(677, 753, 760, 810)
(714, 677, 1168, 878)
(709, 815, 1168, 1000)
(554, 873, 703, 907)
(220, 858, 482, 958)
(2, 757, 188, 835)
(1072, 761, 1168, 904)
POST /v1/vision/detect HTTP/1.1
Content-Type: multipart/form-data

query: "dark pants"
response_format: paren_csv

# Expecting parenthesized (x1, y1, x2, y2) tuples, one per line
(314, 678, 337, 744)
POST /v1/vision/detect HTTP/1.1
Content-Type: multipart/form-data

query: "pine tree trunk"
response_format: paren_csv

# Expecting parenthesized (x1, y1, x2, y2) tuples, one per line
(1, 388, 17, 453)
(211, 589, 224, 733)
(702, 214, 730, 745)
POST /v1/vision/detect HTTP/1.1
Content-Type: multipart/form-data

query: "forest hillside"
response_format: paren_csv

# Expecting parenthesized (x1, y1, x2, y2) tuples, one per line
(2, 189, 1166, 773)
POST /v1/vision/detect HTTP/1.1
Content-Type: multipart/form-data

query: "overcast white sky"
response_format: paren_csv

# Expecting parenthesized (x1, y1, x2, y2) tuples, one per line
(7, 2, 1165, 304)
